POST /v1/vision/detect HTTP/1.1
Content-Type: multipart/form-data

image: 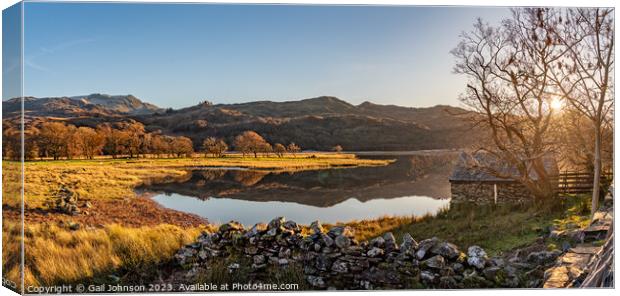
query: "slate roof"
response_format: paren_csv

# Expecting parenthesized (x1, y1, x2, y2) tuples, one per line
(449, 151, 558, 183)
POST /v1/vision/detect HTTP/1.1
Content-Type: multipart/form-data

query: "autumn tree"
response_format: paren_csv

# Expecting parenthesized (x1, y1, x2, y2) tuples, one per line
(123, 122, 146, 158)
(202, 137, 228, 157)
(287, 143, 301, 157)
(171, 136, 194, 158)
(273, 143, 286, 158)
(548, 8, 614, 213)
(75, 127, 105, 159)
(38, 122, 70, 160)
(99, 125, 129, 159)
(234, 131, 269, 158)
(149, 134, 170, 158)
(451, 9, 564, 199)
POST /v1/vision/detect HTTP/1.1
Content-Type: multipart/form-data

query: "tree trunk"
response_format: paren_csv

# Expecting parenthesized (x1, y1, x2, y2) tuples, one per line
(591, 124, 602, 215)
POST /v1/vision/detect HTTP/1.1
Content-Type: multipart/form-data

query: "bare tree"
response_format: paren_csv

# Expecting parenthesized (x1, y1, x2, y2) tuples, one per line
(273, 143, 286, 158)
(452, 9, 565, 199)
(549, 8, 614, 214)
(202, 137, 228, 157)
(287, 143, 301, 157)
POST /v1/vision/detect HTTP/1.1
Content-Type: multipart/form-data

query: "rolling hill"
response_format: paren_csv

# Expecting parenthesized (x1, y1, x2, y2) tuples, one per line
(2, 95, 481, 151)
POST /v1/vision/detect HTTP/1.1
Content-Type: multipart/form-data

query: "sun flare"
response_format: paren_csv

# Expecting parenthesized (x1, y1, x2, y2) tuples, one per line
(550, 97, 564, 111)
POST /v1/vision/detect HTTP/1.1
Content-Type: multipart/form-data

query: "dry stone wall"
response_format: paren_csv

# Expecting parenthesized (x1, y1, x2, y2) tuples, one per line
(174, 217, 559, 290)
(450, 182, 533, 203)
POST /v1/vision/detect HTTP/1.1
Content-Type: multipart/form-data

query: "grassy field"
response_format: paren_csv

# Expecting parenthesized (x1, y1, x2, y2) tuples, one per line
(3, 153, 391, 208)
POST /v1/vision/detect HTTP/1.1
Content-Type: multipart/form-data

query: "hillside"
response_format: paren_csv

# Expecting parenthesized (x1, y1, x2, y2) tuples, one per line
(2, 93, 162, 117)
(138, 96, 481, 150)
(2, 95, 481, 151)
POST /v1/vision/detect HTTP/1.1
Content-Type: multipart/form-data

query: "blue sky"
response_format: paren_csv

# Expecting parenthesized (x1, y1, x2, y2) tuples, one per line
(4, 3, 509, 108)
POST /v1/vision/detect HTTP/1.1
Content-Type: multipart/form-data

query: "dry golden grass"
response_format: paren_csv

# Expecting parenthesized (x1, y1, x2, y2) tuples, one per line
(2, 221, 212, 287)
(9, 153, 390, 207)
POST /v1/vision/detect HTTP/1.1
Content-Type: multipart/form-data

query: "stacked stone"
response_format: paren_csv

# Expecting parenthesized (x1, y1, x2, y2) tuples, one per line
(174, 217, 548, 289)
(51, 187, 90, 215)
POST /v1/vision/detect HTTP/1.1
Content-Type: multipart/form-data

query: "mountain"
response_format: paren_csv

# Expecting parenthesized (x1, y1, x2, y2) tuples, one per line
(136, 96, 481, 151)
(2, 93, 162, 117)
(2, 94, 481, 151)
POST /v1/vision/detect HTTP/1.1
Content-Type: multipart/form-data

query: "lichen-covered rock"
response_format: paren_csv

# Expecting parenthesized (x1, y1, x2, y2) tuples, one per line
(467, 245, 488, 269)
(367, 247, 385, 258)
(400, 233, 418, 255)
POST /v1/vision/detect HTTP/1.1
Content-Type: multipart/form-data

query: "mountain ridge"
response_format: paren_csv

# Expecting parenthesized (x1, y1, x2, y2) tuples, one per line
(2, 94, 481, 151)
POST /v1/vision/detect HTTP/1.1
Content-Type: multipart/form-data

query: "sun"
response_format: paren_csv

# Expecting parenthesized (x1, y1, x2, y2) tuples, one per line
(550, 97, 564, 111)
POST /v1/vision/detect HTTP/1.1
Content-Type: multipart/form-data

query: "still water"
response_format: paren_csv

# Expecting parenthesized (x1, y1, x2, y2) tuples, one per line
(139, 153, 457, 225)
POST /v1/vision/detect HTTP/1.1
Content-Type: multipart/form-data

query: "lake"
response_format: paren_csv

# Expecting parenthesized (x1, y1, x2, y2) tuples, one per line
(138, 152, 458, 225)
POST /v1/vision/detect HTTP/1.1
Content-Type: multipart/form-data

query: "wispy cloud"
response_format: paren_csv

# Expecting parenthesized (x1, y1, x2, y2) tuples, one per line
(25, 37, 97, 73)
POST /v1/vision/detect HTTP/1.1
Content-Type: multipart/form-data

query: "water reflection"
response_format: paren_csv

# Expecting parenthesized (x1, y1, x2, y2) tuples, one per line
(139, 153, 458, 224)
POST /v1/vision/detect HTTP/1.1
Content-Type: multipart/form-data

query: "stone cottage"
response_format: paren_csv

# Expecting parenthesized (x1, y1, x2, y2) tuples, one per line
(449, 152, 558, 203)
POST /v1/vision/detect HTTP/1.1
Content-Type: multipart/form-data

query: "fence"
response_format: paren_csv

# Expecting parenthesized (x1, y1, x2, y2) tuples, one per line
(556, 170, 613, 194)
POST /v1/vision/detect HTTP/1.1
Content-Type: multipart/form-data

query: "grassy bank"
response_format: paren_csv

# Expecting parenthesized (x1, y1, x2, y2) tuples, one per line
(338, 195, 591, 256)
(2, 221, 214, 287)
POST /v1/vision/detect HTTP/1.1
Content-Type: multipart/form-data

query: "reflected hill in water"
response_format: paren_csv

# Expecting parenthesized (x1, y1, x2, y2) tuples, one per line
(137, 152, 459, 207)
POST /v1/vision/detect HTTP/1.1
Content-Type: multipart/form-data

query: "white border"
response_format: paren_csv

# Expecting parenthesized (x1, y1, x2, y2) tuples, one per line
(0, 1, 617, 296)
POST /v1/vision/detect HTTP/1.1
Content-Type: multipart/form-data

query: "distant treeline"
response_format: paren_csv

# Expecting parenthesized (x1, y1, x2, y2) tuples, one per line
(1, 121, 321, 161)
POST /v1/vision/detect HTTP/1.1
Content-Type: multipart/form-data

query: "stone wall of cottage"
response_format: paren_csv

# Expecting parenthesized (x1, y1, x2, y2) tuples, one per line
(450, 182, 533, 203)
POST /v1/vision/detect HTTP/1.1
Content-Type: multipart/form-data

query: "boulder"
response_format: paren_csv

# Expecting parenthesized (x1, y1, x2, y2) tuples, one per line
(400, 233, 418, 255)
(310, 221, 324, 234)
(367, 247, 385, 258)
(383, 232, 398, 252)
(416, 237, 440, 260)
(328, 226, 354, 238)
(334, 235, 351, 249)
(370, 236, 386, 248)
(467, 245, 488, 269)
(219, 221, 244, 233)
(420, 270, 436, 283)
(331, 261, 349, 273)
(245, 223, 268, 238)
(321, 234, 335, 247)
(430, 241, 460, 260)
(283, 220, 300, 231)
(306, 275, 326, 288)
(268, 216, 286, 230)
(422, 255, 445, 270)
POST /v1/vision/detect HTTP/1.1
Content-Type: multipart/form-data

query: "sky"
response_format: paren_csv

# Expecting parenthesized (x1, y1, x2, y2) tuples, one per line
(3, 3, 509, 108)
